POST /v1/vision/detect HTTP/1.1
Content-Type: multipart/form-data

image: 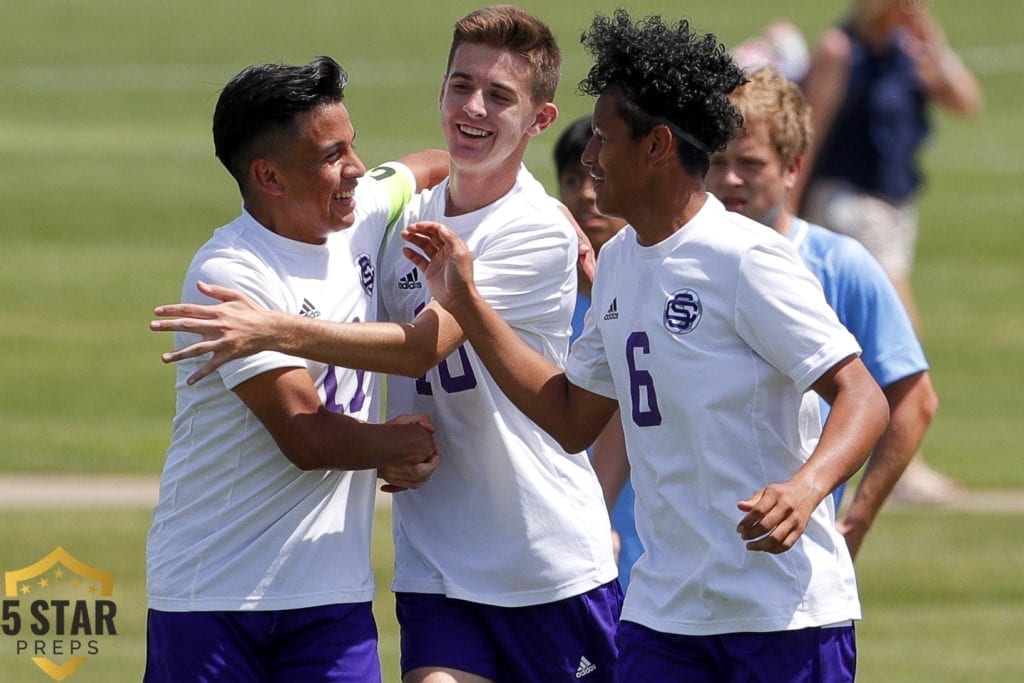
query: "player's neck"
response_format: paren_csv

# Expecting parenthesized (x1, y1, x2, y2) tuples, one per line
(631, 181, 707, 247)
(444, 160, 520, 216)
(762, 205, 792, 236)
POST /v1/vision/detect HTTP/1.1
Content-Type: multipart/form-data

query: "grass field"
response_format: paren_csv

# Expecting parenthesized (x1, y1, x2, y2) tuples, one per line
(1, 505, 1022, 681)
(2, 0, 1022, 680)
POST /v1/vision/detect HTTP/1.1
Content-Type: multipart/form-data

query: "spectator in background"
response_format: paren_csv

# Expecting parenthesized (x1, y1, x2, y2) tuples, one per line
(793, 0, 980, 503)
(732, 20, 812, 83)
(554, 116, 640, 589)
(706, 66, 940, 557)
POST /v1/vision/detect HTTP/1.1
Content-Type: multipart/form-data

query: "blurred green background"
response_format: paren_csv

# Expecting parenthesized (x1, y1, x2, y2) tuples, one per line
(1, 0, 1021, 680)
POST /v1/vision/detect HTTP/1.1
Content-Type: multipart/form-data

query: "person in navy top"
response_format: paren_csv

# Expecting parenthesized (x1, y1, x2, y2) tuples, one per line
(794, 0, 979, 504)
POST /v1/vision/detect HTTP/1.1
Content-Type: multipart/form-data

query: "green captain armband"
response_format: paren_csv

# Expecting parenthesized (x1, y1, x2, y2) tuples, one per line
(368, 161, 416, 230)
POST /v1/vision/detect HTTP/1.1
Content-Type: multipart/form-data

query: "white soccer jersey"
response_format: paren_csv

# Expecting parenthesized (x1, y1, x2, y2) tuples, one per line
(380, 165, 618, 606)
(566, 194, 862, 635)
(147, 165, 415, 612)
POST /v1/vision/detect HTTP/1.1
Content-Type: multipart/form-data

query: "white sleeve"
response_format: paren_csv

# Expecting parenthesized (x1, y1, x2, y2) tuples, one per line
(734, 242, 861, 393)
(181, 253, 305, 391)
(565, 306, 617, 399)
(472, 211, 576, 329)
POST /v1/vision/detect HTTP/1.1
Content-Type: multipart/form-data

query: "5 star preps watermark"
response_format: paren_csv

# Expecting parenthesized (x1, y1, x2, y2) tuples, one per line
(2, 547, 118, 681)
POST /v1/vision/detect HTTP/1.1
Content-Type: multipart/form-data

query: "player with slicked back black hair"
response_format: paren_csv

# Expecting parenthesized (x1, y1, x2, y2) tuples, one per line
(145, 54, 446, 683)
(213, 56, 349, 193)
(579, 10, 746, 176)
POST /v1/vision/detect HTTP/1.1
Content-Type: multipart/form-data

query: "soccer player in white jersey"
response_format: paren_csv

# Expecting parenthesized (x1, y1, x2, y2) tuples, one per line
(150, 7, 621, 683)
(705, 66, 939, 559)
(397, 11, 890, 681)
(144, 57, 445, 682)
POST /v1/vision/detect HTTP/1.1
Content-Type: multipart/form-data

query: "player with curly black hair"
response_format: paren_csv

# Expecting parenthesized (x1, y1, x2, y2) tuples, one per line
(579, 9, 745, 176)
(398, 11, 888, 681)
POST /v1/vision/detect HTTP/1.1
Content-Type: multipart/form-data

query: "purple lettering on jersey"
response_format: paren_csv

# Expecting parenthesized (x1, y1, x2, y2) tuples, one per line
(411, 302, 478, 396)
(626, 331, 662, 427)
(323, 317, 367, 414)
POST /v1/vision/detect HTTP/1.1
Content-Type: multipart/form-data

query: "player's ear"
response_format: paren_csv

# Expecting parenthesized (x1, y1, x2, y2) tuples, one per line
(649, 125, 676, 164)
(783, 154, 803, 192)
(527, 102, 558, 137)
(251, 157, 285, 196)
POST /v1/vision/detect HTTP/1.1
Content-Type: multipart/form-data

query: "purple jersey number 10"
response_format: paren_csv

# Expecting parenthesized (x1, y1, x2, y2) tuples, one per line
(412, 302, 478, 395)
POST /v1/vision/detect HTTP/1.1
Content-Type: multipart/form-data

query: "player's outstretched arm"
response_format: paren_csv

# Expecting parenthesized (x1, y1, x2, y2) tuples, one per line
(152, 281, 465, 385)
(152, 282, 284, 382)
(402, 221, 618, 452)
(736, 355, 888, 554)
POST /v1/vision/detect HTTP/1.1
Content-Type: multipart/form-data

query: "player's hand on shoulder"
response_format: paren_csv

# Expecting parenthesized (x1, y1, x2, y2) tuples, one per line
(559, 203, 596, 284)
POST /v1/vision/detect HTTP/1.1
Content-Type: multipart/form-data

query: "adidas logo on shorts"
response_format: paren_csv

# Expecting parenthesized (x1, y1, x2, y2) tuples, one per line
(576, 655, 597, 678)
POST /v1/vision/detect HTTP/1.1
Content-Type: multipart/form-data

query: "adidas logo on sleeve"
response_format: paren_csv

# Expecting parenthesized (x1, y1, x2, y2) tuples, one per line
(602, 298, 619, 321)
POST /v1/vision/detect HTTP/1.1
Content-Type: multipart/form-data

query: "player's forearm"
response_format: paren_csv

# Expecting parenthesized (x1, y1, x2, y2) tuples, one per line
(841, 428, 915, 531)
(843, 374, 939, 527)
(272, 311, 439, 377)
(799, 360, 889, 501)
(591, 415, 629, 511)
(284, 413, 433, 471)
(450, 290, 599, 451)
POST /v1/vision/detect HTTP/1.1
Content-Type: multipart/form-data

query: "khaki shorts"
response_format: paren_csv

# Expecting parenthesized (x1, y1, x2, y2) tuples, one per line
(804, 179, 919, 280)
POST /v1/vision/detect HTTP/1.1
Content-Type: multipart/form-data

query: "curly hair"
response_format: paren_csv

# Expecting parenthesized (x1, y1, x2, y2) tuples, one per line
(579, 10, 746, 175)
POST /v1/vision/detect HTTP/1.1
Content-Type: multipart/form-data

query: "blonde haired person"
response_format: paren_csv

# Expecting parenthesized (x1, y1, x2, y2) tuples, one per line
(707, 66, 939, 558)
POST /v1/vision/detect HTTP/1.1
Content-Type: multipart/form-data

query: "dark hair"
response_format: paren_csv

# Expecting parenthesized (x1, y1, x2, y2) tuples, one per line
(446, 5, 561, 103)
(213, 56, 349, 193)
(553, 116, 593, 178)
(579, 10, 746, 175)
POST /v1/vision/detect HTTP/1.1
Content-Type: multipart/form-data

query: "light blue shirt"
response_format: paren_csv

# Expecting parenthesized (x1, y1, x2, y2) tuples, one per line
(788, 217, 929, 504)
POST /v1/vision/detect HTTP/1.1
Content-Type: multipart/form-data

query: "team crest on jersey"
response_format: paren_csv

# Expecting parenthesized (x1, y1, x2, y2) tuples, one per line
(664, 288, 701, 334)
(356, 253, 375, 296)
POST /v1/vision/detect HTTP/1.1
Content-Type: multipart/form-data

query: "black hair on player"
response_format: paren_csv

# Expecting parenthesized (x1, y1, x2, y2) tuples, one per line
(579, 10, 746, 176)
